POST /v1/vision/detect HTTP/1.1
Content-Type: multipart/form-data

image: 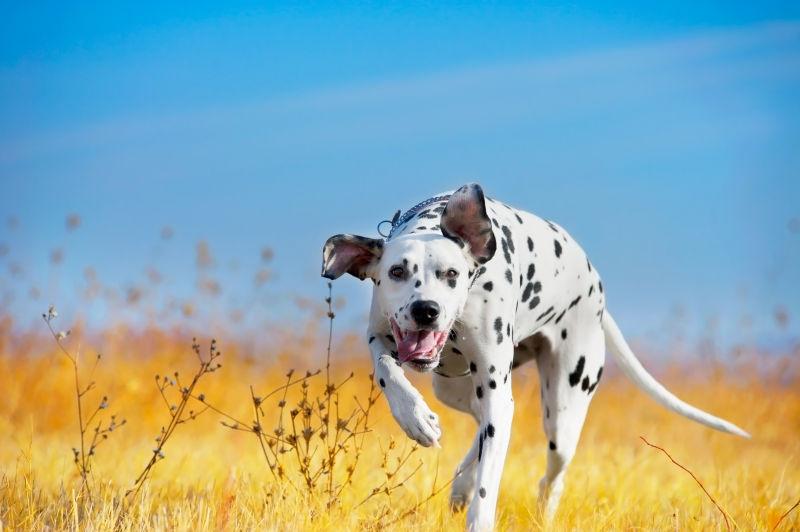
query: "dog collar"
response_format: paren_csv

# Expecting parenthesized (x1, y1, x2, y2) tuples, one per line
(377, 194, 451, 239)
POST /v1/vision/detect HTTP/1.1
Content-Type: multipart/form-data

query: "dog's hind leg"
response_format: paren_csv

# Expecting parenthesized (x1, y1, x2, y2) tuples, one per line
(433, 373, 480, 511)
(536, 324, 605, 520)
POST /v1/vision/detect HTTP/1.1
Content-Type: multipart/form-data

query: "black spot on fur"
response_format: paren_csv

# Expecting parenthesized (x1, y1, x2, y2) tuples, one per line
(501, 238, 512, 264)
(483, 281, 493, 292)
(489, 365, 495, 373)
(470, 362, 477, 373)
(582, 376, 590, 391)
(487, 424, 495, 437)
(494, 317, 504, 344)
(569, 295, 582, 309)
(555, 309, 567, 324)
(527, 263, 535, 280)
(588, 284, 594, 296)
(561, 329, 567, 340)
(554, 239, 562, 258)
(533, 281, 542, 293)
(379, 378, 386, 388)
(489, 379, 497, 389)
(415, 280, 421, 288)
(478, 435, 484, 461)
(515, 213, 524, 224)
(537, 306, 554, 321)
(505, 269, 513, 284)
(521, 283, 533, 302)
(501, 225, 515, 253)
(587, 258, 592, 272)
(476, 386, 484, 399)
(549, 441, 557, 451)
(587, 367, 604, 394)
(599, 281, 604, 293)
(529, 295, 540, 310)
(479, 487, 486, 498)
(527, 236, 534, 252)
(568, 356, 586, 387)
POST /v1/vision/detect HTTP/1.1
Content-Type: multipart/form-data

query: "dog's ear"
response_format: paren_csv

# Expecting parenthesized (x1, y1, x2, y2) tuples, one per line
(441, 183, 497, 264)
(321, 234, 384, 281)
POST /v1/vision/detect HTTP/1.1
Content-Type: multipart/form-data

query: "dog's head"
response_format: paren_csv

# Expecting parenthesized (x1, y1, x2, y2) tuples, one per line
(321, 184, 496, 372)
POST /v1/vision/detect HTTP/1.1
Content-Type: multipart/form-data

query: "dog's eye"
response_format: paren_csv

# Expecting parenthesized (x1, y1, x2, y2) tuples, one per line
(389, 265, 405, 279)
(446, 269, 459, 279)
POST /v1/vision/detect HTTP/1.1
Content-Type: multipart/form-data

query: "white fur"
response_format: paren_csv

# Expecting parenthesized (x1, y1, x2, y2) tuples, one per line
(324, 184, 749, 531)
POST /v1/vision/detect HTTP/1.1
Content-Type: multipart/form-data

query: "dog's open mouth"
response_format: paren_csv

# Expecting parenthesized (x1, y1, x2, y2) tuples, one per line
(390, 319, 449, 366)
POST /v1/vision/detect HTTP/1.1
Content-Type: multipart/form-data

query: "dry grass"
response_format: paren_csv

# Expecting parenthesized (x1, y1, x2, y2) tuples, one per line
(0, 312, 798, 531)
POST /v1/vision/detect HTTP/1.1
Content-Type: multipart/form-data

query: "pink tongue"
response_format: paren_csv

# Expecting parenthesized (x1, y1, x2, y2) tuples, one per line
(398, 329, 437, 362)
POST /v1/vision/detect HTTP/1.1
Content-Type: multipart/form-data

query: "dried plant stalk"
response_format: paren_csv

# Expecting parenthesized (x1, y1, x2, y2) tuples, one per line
(42, 305, 125, 501)
(214, 283, 385, 511)
(772, 497, 800, 531)
(640, 436, 731, 532)
(125, 337, 222, 503)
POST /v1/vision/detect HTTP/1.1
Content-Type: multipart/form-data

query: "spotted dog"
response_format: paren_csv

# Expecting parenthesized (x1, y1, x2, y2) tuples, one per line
(321, 184, 749, 531)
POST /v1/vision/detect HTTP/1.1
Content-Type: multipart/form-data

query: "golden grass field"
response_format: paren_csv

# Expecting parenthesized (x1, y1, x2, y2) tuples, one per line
(1, 312, 798, 531)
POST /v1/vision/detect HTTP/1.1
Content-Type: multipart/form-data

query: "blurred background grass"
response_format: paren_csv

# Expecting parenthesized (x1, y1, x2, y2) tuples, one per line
(2, 3, 800, 530)
(0, 308, 798, 530)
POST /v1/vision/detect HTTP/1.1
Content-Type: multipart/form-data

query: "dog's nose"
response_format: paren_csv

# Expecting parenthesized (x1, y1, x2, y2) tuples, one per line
(410, 300, 440, 326)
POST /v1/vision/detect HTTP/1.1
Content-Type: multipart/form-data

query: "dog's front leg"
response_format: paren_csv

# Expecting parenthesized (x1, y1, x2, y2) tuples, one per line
(367, 333, 441, 447)
(466, 342, 514, 531)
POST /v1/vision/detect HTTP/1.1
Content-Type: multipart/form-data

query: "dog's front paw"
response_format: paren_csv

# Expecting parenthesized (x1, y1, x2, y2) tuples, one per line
(450, 489, 470, 513)
(450, 464, 477, 512)
(389, 395, 441, 447)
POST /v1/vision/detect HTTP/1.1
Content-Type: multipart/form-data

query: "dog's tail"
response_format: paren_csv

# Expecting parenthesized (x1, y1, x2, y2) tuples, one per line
(602, 310, 750, 438)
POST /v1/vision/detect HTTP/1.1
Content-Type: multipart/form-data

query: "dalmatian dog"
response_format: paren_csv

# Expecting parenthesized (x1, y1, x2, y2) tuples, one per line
(321, 184, 749, 530)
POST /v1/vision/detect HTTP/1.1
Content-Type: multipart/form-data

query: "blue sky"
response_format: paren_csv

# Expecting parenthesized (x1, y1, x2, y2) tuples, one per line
(1, 2, 799, 349)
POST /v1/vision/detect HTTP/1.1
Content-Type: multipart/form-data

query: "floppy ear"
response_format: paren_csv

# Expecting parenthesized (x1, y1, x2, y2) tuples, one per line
(321, 234, 384, 280)
(441, 183, 497, 264)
